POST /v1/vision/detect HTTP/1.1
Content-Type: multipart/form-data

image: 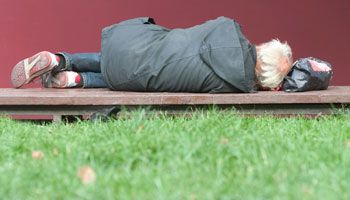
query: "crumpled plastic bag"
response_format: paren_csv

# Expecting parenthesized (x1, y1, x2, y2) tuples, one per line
(282, 57, 333, 92)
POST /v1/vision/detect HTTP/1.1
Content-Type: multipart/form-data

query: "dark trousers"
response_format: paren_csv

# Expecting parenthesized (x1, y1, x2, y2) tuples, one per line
(59, 52, 107, 88)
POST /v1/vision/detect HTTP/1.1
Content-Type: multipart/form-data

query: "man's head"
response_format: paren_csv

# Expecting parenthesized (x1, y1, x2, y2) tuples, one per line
(255, 39, 292, 89)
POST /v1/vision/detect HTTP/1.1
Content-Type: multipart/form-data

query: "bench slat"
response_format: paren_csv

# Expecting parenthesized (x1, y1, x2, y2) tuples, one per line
(0, 86, 348, 105)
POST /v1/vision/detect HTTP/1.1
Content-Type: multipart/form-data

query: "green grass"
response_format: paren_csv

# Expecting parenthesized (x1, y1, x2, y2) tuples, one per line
(0, 109, 349, 200)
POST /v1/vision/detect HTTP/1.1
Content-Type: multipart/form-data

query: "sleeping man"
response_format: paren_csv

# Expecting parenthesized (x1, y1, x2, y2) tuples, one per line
(11, 17, 292, 93)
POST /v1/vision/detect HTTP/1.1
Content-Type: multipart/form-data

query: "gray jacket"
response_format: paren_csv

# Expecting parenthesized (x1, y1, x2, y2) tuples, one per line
(101, 17, 257, 93)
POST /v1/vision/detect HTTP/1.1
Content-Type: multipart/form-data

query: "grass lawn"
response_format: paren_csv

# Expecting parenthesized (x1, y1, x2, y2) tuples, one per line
(0, 109, 349, 200)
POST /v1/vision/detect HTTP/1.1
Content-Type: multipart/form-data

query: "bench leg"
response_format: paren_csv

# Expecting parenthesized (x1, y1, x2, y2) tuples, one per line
(53, 114, 62, 124)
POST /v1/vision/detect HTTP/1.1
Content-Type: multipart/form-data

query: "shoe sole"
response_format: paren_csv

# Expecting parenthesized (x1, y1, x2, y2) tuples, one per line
(51, 72, 69, 88)
(11, 51, 58, 88)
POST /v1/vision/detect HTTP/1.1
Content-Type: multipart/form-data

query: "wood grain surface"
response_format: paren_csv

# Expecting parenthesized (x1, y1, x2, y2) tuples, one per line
(0, 86, 348, 105)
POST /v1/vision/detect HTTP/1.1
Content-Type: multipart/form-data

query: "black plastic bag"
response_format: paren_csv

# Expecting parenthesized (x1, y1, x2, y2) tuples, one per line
(282, 57, 333, 92)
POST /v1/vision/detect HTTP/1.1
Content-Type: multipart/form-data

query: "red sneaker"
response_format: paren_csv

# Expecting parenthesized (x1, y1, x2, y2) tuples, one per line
(11, 51, 59, 88)
(42, 71, 80, 88)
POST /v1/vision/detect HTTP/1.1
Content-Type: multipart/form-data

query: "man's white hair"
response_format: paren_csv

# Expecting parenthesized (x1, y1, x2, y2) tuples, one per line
(256, 39, 292, 88)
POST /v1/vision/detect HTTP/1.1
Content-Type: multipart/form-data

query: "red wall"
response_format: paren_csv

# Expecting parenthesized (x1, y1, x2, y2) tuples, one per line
(1, 0, 350, 87)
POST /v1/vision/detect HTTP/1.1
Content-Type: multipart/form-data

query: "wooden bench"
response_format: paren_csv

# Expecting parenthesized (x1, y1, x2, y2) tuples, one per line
(0, 86, 349, 123)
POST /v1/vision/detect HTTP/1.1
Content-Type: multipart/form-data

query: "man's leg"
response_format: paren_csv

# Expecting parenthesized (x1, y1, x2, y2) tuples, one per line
(11, 51, 106, 88)
(80, 72, 107, 88)
(55, 52, 101, 72)
(43, 52, 108, 88)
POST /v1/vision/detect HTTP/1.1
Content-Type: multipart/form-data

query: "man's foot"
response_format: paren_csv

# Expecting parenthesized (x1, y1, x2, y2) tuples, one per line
(41, 71, 81, 88)
(11, 51, 59, 88)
